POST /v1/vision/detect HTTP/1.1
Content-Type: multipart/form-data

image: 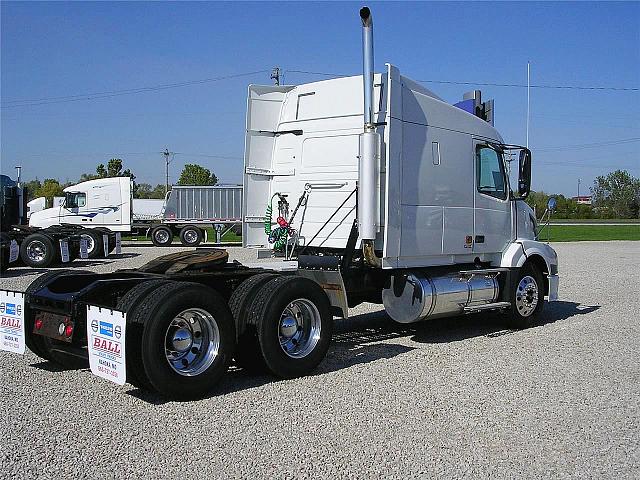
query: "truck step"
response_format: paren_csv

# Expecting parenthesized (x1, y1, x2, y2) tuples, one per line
(458, 268, 509, 276)
(464, 301, 511, 313)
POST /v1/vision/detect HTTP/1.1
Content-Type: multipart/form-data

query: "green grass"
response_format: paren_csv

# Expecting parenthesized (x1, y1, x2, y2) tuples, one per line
(549, 218, 640, 224)
(540, 224, 640, 242)
(122, 227, 241, 243)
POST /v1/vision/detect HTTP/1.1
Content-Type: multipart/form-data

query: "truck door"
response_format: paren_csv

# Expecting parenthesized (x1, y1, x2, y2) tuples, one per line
(60, 191, 87, 226)
(473, 142, 512, 255)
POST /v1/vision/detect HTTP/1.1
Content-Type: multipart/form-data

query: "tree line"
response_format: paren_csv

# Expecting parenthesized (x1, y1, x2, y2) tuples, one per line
(20, 161, 639, 219)
(526, 170, 640, 219)
(23, 159, 219, 202)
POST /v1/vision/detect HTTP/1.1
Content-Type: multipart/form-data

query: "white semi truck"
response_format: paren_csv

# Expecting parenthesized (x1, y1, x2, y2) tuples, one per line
(29, 177, 242, 255)
(2, 7, 558, 399)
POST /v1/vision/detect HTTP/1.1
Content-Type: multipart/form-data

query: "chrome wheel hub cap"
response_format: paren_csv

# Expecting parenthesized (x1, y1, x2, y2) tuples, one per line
(27, 240, 47, 262)
(155, 230, 170, 243)
(516, 275, 539, 317)
(81, 234, 95, 253)
(171, 328, 193, 352)
(278, 299, 321, 359)
(184, 230, 198, 243)
(164, 308, 219, 376)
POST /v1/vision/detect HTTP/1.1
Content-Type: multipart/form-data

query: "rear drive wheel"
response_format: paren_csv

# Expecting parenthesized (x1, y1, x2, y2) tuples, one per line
(179, 226, 203, 247)
(229, 273, 278, 372)
(116, 279, 172, 391)
(81, 230, 104, 258)
(151, 226, 173, 247)
(137, 282, 235, 399)
(504, 263, 545, 329)
(20, 233, 58, 268)
(248, 276, 333, 379)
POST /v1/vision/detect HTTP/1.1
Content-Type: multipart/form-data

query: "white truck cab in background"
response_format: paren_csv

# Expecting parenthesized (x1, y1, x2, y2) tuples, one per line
(29, 177, 132, 232)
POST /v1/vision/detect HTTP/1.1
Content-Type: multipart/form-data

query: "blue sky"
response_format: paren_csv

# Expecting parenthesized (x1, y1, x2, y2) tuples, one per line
(1, 1, 638, 196)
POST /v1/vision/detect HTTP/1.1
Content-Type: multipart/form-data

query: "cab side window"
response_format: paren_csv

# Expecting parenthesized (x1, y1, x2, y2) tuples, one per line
(476, 146, 507, 200)
(66, 192, 87, 208)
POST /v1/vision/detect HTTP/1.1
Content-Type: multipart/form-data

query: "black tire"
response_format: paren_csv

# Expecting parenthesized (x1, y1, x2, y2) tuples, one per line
(248, 276, 333, 379)
(136, 282, 235, 399)
(179, 226, 203, 247)
(504, 262, 545, 329)
(25, 269, 91, 364)
(0, 233, 10, 272)
(151, 226, 173, 247)
(81, 230, 104, 259)
(116, 279, 172, 391)
(20, 233, 59, 268)
(229, 273, 278, 372)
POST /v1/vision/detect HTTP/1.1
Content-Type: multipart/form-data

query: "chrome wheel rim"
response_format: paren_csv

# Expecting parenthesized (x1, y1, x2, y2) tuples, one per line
(27, 240, 47, 262)
(278, 298, 321, 358)
(155, 229, 170, 244)
(164, 308, 219, 376)
(81, 234, 95, 254)
(183, 229, 198, 244)
(516, 275, 539, 317)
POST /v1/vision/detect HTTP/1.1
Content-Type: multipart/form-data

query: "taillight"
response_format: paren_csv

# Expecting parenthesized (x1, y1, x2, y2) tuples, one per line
(64, 324, 74, 337)
(35, 319, 43, 330)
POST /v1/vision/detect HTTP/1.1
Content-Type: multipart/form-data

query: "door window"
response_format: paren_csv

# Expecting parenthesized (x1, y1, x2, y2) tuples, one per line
(476, 146, 507, 200)
(66, 192, 86, 208)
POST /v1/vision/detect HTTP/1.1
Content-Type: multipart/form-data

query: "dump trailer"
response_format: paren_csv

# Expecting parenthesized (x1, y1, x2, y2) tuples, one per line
(0, 175, 84, 271)
(146, 185, 243, 247)
(1, 7, 558, 400)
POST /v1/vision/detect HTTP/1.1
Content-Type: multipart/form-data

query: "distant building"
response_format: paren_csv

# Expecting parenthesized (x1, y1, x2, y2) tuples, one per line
(572, 195, 592, 205)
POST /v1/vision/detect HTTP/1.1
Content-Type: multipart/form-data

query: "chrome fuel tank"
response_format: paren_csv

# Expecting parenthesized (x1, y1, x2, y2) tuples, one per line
(382, 272, 498, 324)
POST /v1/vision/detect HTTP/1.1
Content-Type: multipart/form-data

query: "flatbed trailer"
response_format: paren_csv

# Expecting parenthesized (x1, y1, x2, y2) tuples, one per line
(0, 7, 559, 400)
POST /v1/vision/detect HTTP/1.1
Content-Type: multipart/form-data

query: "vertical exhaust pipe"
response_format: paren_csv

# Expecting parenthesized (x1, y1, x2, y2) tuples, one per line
(358, 6, 381, 267)
(360, 6, 374, 131)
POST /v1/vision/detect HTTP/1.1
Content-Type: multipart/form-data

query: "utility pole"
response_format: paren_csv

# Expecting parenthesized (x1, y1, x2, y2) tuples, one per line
(526, 61, 530, 149)
(271, 67, 281, 86)
(163, 148, 174, 195)
(577, 178, 581, 199)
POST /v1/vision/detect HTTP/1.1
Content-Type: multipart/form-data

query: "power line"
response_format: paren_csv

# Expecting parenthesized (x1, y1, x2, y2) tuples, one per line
(534, 138, 640, 152)
(1, 70, 270, 108)
(418, 79, 639, 92)
(285, 69, 639, 92)
(173, 152, 243, 160)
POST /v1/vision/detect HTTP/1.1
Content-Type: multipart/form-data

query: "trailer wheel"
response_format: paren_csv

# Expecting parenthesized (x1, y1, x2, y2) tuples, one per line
(116, 279, 172, 391)
(137, 282, 235, 399)
(20, 233, 59, 268)
(228, 273, 278, 372)
(504, 263, 545, 329)
(151, 226, 173, 247)
(25, 270, 91, 363)
(179, 226, 203, 247)
(249, 276, 333, 379)
(81, 230, 103, 258)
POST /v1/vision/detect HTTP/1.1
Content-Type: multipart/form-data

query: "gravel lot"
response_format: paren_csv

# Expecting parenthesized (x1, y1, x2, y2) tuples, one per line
(1, 242, 638, 478)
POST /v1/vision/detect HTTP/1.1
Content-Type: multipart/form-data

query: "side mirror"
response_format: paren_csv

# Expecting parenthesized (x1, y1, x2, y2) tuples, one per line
(518, 148, 532, 197)
(547, 197, 557, 212)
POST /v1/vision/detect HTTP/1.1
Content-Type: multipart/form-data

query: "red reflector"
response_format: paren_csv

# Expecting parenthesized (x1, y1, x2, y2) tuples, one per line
(64, 324, 74, 338)
(35, 319, 43, 330)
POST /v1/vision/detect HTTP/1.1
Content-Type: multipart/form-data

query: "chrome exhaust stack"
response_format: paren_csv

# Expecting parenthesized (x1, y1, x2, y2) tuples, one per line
(358, 6, 381, 267)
